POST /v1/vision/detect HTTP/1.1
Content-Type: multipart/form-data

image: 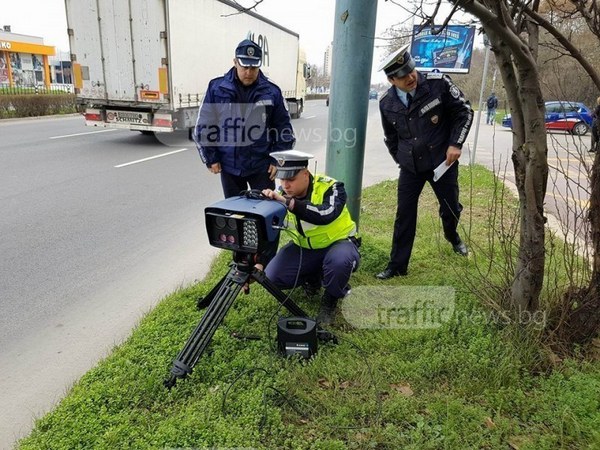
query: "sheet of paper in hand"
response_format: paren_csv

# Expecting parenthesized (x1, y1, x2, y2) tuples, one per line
(433, 160, 455, 182)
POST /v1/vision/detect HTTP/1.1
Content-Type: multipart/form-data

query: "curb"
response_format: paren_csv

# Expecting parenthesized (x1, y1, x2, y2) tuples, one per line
(0, 113, 81, 124)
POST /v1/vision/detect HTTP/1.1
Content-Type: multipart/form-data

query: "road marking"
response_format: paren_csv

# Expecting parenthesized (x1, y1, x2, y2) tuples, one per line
(302, 115, 316, 119)
(114, 148, 190, 168)
(49, 129, 118, 139)
(546, 192, 590, 208)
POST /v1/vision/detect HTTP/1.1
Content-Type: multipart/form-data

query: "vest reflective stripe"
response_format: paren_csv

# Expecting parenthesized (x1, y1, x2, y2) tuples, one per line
(285, 175, 357, 249)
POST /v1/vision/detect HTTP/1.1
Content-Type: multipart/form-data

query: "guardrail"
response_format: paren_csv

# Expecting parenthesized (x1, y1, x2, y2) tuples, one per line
(0, 84, 74, 95)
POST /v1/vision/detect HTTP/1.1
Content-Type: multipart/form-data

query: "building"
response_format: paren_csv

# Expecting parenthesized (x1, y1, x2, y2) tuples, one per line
(324, 42, 333, 77)
(0, 26, 56, 88)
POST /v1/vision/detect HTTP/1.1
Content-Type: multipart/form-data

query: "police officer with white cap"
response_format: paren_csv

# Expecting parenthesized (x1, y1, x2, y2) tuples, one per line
(193, 39, 295, 198)
(376, 44, 473, 280)
(256, 150, 360, 325)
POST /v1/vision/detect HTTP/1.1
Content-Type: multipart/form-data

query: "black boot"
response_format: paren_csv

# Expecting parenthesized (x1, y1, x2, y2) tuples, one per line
(316, 292, 338, 326)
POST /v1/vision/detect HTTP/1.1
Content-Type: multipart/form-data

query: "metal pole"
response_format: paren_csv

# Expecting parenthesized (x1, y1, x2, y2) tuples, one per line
(470, 43, 490, 165)
(326, 0, 378, 227)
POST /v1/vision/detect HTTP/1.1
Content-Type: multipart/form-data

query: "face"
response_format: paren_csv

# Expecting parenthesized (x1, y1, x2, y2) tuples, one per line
(388, 69, 418, 92)
(279, 169, 310, 198)
(234, 58, 259, 86)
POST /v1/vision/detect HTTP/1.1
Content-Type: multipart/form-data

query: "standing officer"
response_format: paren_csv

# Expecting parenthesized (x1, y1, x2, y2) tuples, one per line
(193, 39, 296, 198)
(376, 44, 473, 280)
(258, 150, 361, 325)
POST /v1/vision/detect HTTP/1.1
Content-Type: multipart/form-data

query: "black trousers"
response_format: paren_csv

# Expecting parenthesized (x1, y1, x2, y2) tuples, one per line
(592, 119, 599, 152)
(220, 169, 275, 198)
(387, 163, 462, 273)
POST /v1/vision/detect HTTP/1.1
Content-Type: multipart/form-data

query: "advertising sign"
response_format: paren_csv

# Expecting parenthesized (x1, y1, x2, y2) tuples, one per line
(411, 25, 476, 73)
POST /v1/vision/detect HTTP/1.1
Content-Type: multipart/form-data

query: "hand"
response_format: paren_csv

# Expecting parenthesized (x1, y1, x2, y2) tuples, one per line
(209, 162, 221, 174)
(445, 146, 462, 165)
(242, 263, 264, 294)
(261, 188, 286, 203)
(268, 164, 277, 180)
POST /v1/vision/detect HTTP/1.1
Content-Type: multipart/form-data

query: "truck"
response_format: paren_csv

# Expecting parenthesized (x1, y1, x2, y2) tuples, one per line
(65, 0, 310, 134)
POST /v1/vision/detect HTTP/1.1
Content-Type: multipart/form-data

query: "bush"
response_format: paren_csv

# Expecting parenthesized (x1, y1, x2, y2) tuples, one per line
(0, 94, 77, 118)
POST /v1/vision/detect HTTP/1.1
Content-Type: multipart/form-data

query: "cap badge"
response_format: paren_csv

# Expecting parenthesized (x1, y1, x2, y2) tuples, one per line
(397, 54, 404, 65)
(247, 47, 255, 56)
(277, 157, 286, 166)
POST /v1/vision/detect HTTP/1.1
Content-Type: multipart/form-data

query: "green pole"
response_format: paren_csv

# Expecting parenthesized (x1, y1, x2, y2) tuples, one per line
(326, 0, 378, 228)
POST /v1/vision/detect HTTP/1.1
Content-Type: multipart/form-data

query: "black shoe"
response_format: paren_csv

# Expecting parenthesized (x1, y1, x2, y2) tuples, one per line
(375, 268, 407, 280)
(302, 280, 321, 297)
(452, 240, 468, 256)
(316, 305, 336, 325)
(316, 293, 338, 325)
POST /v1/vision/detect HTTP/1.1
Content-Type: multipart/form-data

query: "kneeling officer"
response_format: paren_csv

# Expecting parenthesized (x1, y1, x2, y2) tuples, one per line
(259, 150, 360, 325)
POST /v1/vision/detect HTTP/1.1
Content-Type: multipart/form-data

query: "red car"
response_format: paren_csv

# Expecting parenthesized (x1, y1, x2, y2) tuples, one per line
(502, 101, 592, 135)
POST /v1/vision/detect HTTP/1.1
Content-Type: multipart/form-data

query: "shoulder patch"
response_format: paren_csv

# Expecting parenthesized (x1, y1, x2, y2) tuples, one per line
(427, 72, 443, 79)
(449, 85, 460, 99)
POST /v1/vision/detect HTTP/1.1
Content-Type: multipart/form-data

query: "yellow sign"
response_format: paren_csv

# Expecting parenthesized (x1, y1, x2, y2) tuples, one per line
(0, 40, 55, 56)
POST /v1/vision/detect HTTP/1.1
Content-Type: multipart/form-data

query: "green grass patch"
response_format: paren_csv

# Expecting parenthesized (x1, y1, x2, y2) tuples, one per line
(19, 165, 600, 449)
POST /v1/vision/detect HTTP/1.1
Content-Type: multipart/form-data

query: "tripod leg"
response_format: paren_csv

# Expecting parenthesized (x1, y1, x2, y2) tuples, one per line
(252, 269, 309, 317)
(165, 266, 250, 388)
(196, 270, 230, 309)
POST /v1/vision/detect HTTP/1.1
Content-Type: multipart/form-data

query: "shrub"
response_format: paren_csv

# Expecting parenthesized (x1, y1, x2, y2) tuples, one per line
(0, 94, 77, 118)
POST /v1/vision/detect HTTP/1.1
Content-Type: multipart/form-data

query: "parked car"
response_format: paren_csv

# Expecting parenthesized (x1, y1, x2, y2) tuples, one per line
(502, 101, 592, 135)
(369, 89, 378, 100)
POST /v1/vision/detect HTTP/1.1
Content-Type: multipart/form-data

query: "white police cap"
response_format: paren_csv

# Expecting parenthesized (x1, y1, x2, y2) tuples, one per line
(378, 44, 416, 78)
(270, 150, 314, 179)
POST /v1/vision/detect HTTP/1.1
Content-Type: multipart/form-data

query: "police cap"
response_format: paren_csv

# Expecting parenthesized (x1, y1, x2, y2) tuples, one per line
(270, 150, 314, 179)
(235, 39, 262, 67)
(379, 44, 416, 78)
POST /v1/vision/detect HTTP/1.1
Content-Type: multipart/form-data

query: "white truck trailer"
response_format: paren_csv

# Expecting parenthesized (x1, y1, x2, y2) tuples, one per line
(65, 0, 309, 133)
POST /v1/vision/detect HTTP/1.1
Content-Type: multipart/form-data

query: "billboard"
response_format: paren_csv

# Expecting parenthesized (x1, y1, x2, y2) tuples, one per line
(410, 25, 476, 74)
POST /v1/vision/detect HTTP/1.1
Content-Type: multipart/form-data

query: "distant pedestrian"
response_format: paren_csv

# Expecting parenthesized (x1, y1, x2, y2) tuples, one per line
(486, 92, 498, 125)
(591, 96, 600, 153)
(193, 39, 296, 198)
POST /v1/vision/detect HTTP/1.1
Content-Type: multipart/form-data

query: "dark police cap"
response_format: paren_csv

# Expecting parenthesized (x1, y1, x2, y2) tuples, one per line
(270, 150, 314, 179)
(378, 44, 416, 78)
(235, 39, 262, 67)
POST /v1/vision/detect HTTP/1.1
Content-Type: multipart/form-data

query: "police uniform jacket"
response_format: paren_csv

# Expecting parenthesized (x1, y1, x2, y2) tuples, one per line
(379, 71, 473, 174)
(194, 67, 295, 177)
(278, 174, 357, 249)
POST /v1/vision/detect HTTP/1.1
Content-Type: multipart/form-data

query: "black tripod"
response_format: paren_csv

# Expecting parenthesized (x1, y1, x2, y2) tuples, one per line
(164, 252, 337, 389)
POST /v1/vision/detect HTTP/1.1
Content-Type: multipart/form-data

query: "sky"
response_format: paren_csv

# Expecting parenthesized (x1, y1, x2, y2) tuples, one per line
(1, 0, 412, 84)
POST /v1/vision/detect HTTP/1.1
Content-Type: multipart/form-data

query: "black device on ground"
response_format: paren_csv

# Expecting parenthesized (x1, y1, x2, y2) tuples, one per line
(277, 317, 318, 358)
(164, 192, 337, 389)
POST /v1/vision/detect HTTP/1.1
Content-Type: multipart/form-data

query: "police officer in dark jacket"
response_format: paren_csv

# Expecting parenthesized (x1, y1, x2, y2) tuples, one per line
(193, 39, 296, 198)
(376, 44, 473, 280)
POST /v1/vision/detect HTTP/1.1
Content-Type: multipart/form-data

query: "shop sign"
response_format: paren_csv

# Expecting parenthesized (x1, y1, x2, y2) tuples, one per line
(0, 41, 12, 50)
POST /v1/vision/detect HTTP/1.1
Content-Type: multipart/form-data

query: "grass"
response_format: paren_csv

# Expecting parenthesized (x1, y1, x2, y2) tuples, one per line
(18, 165, 600, 449)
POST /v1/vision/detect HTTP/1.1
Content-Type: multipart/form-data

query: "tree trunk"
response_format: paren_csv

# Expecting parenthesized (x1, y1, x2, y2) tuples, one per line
(511, 140, 547, 312)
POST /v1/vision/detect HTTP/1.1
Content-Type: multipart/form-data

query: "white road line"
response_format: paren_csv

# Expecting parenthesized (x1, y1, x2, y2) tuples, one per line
(114, 148, 190, 168)
(302, 115, 316, 119)
(49, 129, 118, 139)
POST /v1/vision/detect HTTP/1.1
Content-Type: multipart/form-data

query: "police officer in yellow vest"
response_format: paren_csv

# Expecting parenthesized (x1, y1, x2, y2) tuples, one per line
(259, 150, 360, 325)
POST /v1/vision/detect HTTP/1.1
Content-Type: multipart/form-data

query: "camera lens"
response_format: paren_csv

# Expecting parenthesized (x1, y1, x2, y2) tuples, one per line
(215, 216, 226, 229)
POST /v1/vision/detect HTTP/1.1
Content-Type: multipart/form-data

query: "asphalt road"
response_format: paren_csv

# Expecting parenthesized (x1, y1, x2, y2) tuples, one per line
(0, 100, 593, 448)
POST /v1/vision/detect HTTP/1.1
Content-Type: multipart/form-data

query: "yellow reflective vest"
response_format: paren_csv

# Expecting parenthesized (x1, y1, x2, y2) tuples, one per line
(284, 175, 357, 249)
